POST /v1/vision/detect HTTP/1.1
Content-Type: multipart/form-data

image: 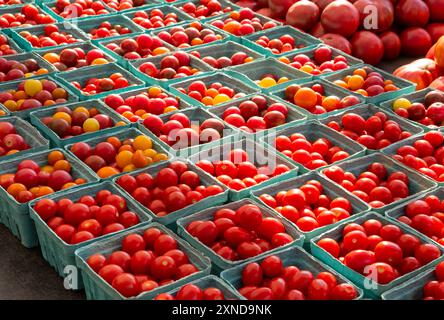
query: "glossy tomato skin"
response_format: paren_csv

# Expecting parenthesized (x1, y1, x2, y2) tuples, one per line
(175, 284, 203, 300)
(112, 273, 139, 297)
(260, 255, 283, 277)
(330, 283, 358, 300)
(242, 262, 263, 286)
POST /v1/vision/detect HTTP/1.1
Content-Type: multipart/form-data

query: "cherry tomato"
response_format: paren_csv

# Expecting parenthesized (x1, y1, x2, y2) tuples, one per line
(99, 264, 124, 284)
(374, 241, 403, 266)
(130, 250, 154, 274)
(122, 234, 146, 255)
(176, 284, 203, 300)
(150, 256, 177, 280)
(143, 228, 162, 248)
(260, 255, 283, 278)
(108, 251, 131, 271)
(203, 287, 225, 300)
(330, 283, 358, 300)
(307, 279, 329, 300)
(86, 254, 106, 272)
(154, 234, 178, 255)
(241, 262, 263, 286)
(317, 238, 340, 258)
(112, 273, 139, 297)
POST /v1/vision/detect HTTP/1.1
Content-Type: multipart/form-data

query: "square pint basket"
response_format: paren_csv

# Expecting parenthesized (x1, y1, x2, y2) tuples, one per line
(64, 126, 174, 182)
(188, 136, 299, 200)
(29, 181, 152, 288)
(112, 158, 229, 227)
(0, 148, 98, 248)
(320, 152, 438, 213)
(309, 211, 444, 299)
(29, 99, 131, 148)
(74, 221, 211, 299)
(220, 246, 364, 300)
(176, 198, 304, 273)
(251, 171, 371, 245)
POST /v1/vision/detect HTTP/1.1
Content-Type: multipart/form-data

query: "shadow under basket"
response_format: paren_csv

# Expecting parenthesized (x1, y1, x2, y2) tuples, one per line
(0, 148, 99, 248)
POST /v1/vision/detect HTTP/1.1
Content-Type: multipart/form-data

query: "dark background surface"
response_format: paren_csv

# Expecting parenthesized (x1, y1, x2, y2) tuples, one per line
(0, 58, 412, 300)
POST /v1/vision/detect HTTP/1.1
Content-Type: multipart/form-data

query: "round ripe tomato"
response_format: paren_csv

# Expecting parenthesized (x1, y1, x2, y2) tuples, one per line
(204, 185, 223, 197)
(363, 219, 383, 235)
(300, 184, 320, 204)
(78, 219, 102, 237)
(317, 210, 338, 227)
(95, 190, 112, 205)
(117, 175, 138, 194)
(242, 262, 263, 286)
(235, 204, 263, 231)
(86, 254, 106, 272)
(255, 238, 271, 252)
(108, 251, 131, 271)
(323, 166, 345, 182)
(423, 280, 440, 297)
(180, 171, 200, 189)
(237, 242, 263, 259)
(367, 163, 387, 180)
(249, 287, 273, 300)
(307, 279, 329, 300)
(99, 264, 124, 284)
(435, 283, 444, 300)
(260, 255, 283, 278)
(164, 249, 189, 266)
(229, 149, 248, 164)
(122, 234, 146, 255)
(176, 263, 198, 279)
(355, 177, 377, 194)
(215, 160, 238, 178)
(64, 203, 91, 227)
(193, 221, 218, 245)
(258, 217, 285, 240)
(119, 211, 140, 228)
(367, 235, 383, 251)
(374, 241, 403, 266)
(103, 223, 125, 235)
(317, 272, 337, 289)
(136, 173, 155, 189)
(203, 287, 225, 300)
(380, 224, 402, 242)
(103, 194, 127, 213)
(34, 199, 57, 222)
(317, 238, 340, 258)
(363, 262, 396, 285)
(285, 289, 305, 300)
(279, 205, 298, 223)
(330, 283, 357, 300)
(415, 244, 441, 265)
(169, 161, 188, 176)
(330, 197, 351, 212)
(154, 234, 178, 255)
(258, 194, 277, 208)
(112, 273, 139, 298)
(55, 224, 76, 243)
(342, 223, 365, 236)
(269, 277, 287, 299)
(214, 217, 235, 234)
(283, 188, 306, 209)
(224, 226, 252, 246)
(79, 195, 96, 207)
(343, 230, 369, 251)
(296, 216, 319, 233)
(288, 270, 314, 292)
(214, 208, 236, 220)
(150, 256, 177, 280)
(186, 220, 202, 236)
(95, 205, 119, 226)
(143, 227, 162, 249)
(176, 284, 203, 300)
(57, 198, 73, 215)
(344, 250, 376, 273)
(196, 160, 215, 175)
(271, 233, 293, 247)
(237, 162, 258, 180)
(140, 280, 159, 293)
(435, 261, 444, 281)
(396, 234, 421, 256)
(131, 250, 154, 274)
(400, 257, 421, 275)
